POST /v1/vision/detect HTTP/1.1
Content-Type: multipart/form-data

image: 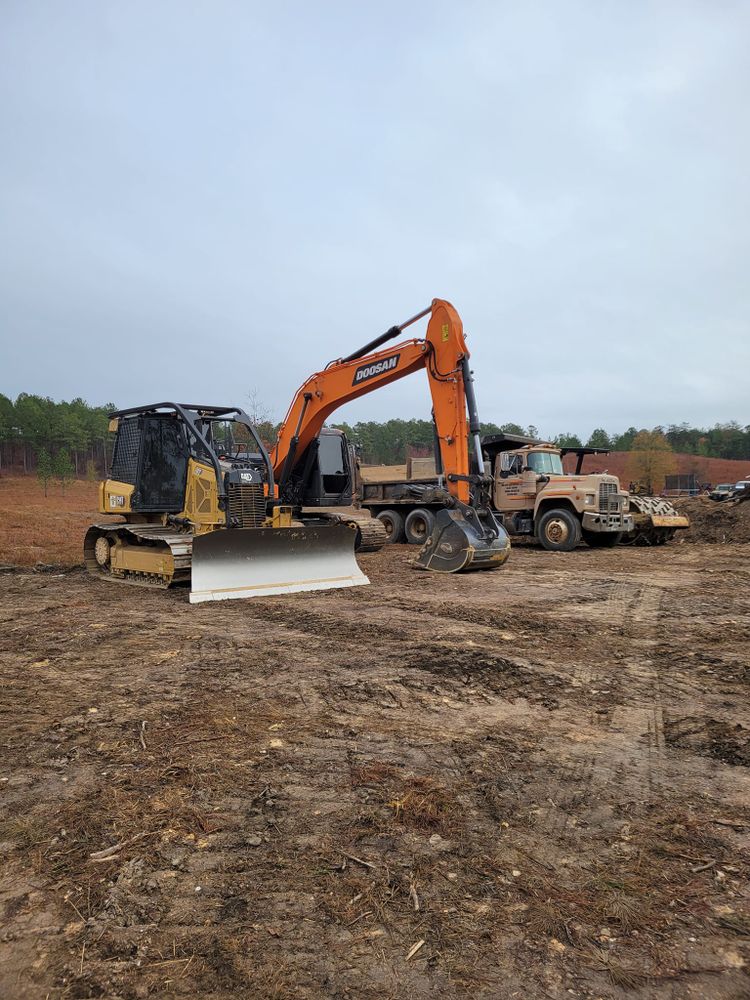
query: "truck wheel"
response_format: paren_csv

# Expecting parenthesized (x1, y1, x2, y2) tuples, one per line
(582, 530, 622, 548)
(377, 509, 405, 544)
(404, 507, 436, 545)
(536, 508, 581, 552)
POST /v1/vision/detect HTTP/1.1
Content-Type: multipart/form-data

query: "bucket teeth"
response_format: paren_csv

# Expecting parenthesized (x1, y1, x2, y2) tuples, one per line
(189, 524, 368, 603)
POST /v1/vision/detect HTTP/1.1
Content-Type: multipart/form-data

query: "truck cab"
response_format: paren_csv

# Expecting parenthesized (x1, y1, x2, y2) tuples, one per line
(483, 435, 634, 551)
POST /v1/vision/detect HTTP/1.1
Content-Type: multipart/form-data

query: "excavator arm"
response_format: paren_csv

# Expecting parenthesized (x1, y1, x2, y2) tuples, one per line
(271, 299, 510, 572)
(273, 299, 484, 505)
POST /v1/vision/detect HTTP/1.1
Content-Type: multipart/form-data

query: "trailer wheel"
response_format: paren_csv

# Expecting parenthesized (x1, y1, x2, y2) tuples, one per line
(582, 530, 622, 548)
(404, 507, 436, 545)
(377, 509, 405, 544)
(536, 508, 581, 551)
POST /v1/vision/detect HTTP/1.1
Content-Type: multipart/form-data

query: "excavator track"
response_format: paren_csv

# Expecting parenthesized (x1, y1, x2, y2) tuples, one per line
(84, 523, 193, 587)
(341, 512, 388, 552)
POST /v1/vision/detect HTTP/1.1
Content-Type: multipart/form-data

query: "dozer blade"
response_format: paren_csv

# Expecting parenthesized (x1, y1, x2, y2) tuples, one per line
(414, 508, 511, 574)
(189, 524, 369, 603)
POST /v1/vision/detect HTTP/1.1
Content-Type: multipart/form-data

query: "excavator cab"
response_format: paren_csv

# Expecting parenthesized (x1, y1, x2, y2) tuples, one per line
(284, 428, 355, 508)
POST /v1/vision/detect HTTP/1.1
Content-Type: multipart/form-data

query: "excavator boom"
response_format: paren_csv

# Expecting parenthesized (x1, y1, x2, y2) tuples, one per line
(272, 299, 510, 572)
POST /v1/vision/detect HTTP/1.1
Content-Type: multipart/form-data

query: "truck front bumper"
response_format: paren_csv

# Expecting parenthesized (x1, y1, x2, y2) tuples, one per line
(582, 511, 635, 533)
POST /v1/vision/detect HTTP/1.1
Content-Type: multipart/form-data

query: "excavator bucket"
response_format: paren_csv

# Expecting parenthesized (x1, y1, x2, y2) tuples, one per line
(414, 508, 511, 573)
(189, 523, 369, 603)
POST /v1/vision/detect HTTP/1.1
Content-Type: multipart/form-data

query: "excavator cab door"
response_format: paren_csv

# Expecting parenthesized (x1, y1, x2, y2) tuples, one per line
(298, 431, 354, 507)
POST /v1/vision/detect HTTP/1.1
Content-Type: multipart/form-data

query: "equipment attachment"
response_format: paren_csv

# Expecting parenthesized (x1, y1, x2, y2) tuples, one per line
(414, 502, 511, 573)
(189, 522, 368, 603)
(623, 496, 690, 545)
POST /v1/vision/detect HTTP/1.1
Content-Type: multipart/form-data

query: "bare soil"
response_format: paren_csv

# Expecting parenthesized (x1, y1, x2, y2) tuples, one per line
(1, 544, 749, 999)
(672, 495, 750, 544)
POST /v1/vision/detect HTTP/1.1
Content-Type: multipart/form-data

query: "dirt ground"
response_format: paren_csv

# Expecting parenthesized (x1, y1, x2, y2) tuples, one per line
(1, 540, 749, 999)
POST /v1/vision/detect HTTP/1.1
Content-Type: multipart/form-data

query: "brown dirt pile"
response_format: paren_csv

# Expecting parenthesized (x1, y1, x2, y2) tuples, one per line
(673, 494, 750, 543)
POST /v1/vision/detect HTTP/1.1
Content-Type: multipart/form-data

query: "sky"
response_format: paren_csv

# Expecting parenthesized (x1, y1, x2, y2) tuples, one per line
(1, 1, 748, 440)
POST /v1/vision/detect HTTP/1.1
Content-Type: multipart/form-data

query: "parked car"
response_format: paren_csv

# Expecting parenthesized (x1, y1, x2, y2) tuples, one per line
(709, 483, 735, 501)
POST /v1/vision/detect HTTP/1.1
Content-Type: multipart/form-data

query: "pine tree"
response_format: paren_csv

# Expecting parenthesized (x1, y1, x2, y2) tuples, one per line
(37, 448, 53, 496)
(53, 447, 75, 494)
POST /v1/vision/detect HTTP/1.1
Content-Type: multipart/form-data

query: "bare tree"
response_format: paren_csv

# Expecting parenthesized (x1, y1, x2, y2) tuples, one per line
(247, 386, 273, 426)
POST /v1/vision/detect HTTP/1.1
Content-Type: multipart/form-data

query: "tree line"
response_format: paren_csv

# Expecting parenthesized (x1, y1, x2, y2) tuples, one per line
(0, 394, 112, 477)
(332, 419, 750, 466)
(1, 393, 748, 476)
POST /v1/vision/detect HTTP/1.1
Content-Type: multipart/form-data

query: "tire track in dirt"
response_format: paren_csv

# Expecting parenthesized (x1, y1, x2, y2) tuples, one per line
(607, 582, 666, 802)
(537, 579, 666, 839)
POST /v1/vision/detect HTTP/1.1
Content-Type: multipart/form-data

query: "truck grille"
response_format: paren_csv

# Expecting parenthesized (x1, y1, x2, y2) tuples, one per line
(227, 482, 266, 528)
(598, 482, 620, 513)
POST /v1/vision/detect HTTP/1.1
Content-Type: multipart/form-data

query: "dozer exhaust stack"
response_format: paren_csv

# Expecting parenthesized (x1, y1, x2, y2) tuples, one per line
(415, 503, 511, 574)
(189, 523, 368, 603)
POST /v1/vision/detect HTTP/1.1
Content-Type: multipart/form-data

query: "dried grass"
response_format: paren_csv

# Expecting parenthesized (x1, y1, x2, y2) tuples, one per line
(0, 476, 99, 566)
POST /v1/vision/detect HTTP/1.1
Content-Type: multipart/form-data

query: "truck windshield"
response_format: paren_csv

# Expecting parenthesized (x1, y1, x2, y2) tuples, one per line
(527, 452, 564, 475)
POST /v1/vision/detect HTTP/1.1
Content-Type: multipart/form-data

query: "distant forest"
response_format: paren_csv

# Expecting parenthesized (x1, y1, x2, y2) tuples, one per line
(1, 393, 749, 473)
(328, 419, 750, 466)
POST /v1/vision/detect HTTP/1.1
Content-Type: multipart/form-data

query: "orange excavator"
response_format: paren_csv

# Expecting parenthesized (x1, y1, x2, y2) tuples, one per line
(269, 298, 511, 573)
(85, 299, 509, 602)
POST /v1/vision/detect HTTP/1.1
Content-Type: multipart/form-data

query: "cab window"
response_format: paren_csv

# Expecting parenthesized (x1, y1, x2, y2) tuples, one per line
(499, 453, 524, 475)
(526, 451, 564, 475)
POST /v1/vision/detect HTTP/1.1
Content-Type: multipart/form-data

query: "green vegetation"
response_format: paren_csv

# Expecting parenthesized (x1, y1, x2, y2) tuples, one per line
(626, 430, 678, 494)
(53, 447, 75, 494)
(1, 393, 748, 473)
(36, 447, 53, 496)
(0, 394, 112, 476)
(330, 418, 750, 466)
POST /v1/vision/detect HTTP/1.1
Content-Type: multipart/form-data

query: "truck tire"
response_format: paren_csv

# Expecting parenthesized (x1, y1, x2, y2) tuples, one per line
(377, 509, 405, 544)
(582, 529, 622, 548)
(536, 508, 581, 552)
(404, 507, 436, 545)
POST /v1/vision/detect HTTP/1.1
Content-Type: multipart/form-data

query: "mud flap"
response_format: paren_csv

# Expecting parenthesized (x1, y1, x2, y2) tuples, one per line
(189, 524, 369, 603)
(414, 508, 511, 573)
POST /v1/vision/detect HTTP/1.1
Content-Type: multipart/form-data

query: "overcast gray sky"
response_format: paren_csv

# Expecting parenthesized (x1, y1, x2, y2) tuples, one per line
(1, 1, 748, 438)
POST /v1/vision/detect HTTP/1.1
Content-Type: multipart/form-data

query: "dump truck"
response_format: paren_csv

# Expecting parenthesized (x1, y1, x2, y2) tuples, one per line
(84, 299, 510, 601)
(356, 436, 689, 550)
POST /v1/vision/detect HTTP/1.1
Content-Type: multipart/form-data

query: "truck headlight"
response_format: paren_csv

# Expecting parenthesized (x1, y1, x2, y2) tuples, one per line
(585, 494, 595, 505)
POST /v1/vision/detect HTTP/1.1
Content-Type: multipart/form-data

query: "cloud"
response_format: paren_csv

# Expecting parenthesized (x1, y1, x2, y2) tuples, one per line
(0, 1, 747, 437)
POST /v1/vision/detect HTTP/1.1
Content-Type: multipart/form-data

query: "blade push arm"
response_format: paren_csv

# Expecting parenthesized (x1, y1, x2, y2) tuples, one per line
(272, 299, 477, 504)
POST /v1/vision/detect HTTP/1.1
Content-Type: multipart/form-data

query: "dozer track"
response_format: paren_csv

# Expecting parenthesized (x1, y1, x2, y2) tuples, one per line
(622, 496, 690, 546)
(84, 523, 193, 587)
